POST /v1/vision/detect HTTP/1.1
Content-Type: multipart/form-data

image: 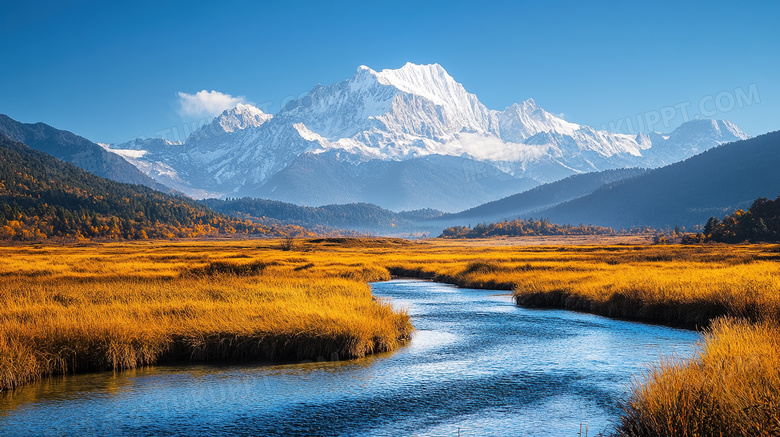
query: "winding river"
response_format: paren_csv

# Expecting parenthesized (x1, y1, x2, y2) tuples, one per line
(0, 280, 700, 436)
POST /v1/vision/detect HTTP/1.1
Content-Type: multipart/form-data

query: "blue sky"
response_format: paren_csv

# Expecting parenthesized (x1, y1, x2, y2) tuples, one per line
(1, 0, 777, 143)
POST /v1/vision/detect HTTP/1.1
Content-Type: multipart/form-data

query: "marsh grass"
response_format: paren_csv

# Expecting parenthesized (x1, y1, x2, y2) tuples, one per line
(379, 243, 780, 328)
(614, 318, 780, 437)
(184, 259, 279, 276)
(0, 244, 413, 391)
(3, 238, 780, 435)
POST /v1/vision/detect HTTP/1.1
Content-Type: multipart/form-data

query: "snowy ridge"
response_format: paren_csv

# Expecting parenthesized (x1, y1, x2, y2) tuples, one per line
(105, 62, 750, 208)
(498, 99, 579, 141)
(216, 103, 272, 133)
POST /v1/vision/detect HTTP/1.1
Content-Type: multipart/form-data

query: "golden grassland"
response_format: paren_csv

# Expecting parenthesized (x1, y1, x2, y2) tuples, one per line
(385, 241, 780, 328)
(0, 240, 413, 391)
(2, 237, 780, 435)
(614, 318, 780, 436)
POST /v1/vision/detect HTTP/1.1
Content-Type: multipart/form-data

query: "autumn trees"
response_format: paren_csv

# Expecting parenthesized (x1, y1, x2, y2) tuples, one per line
(439, 218, 616, 238)
(699, 196, 780, 243)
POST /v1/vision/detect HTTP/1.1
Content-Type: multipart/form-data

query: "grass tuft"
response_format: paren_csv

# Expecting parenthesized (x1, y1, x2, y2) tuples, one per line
(614, 318, 780, 437)
(184, 260, 279, 277)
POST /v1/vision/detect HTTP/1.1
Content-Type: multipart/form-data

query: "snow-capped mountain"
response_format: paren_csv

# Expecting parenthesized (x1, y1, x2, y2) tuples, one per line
(107, 63, 749, 211)
(643, 119, 746, 164)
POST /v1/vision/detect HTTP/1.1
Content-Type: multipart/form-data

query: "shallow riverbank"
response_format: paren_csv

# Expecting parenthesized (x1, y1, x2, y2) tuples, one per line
(0, 280, 700, 436)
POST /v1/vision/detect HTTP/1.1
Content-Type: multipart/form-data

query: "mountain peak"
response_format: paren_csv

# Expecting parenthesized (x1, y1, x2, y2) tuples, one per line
(184, 103, 272, 145)
(499, 98, 580, 142)
(372, 62, 463, 106)
(400, 61, 445, 72)
(643, 118, 751, 164)
(217, 103, 272, 133)
(506, 98, 540, 112)
(671, 119, 749, 141)
(356, 64, 378, 75)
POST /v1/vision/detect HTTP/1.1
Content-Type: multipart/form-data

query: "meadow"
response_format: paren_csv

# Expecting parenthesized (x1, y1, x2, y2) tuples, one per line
(2, 237, 779, 435)
(0, 239, 412, 391)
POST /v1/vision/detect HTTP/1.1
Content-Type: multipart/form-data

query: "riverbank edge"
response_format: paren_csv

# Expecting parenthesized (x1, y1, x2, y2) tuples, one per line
(387, 267, 721, 330)
(3, 327, 414, 393)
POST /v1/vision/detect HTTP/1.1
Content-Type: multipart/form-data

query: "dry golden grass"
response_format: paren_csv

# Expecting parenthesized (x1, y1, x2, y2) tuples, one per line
(3, 237, 780, 435)
(377, 243, 780, 328)
(0, 241, 412, 391)
(614, 318, 780, 437)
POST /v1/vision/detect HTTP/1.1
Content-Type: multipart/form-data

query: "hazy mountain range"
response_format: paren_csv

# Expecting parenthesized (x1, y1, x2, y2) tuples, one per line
(202, 198, 443, 236)
(425, 168, 649, 228)
(0, 110, 776, 237)
(535, 130, 780, 229)
(104, 63, 748, 212)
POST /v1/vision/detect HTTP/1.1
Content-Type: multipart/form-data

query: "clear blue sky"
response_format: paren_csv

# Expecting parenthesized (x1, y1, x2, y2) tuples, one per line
(1, 0, 777, 143)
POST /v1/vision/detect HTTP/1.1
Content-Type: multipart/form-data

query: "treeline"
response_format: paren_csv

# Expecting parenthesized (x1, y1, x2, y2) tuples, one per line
(439, 218, 616, 238)
(203, 197, 426, 233)
(0, 136, 313, 241)
(685, 196, 780, 243)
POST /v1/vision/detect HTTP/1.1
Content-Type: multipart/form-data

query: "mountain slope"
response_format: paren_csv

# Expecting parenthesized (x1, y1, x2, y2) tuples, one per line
(537, 131, 780, 229)
(0, 134, 310, 240)
(0, 114, 170, 192)
(107, 63, 748, 210)
(248, 152, 537, 212)
(643, 119, 747, 165)
(427, 168, 648, 226)
(203, 198, 442, 235)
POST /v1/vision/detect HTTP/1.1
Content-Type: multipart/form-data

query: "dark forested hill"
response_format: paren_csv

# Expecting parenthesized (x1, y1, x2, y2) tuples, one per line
(426, 168, 647, 227)
(699, 196, 780, 243)
(202, 197, 442, 235)
(439, 218, 616, 238)
(0, 135, 310, 240)
(0, 114, 169, 191)
(537, 131, 780, 229)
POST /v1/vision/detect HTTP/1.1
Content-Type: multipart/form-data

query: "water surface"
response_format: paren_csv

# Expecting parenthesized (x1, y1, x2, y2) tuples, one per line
(0, 280, 700, 436)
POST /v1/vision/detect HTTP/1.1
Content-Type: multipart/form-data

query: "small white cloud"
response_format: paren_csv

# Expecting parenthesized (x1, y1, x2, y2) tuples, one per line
(177, 90, 247, 118)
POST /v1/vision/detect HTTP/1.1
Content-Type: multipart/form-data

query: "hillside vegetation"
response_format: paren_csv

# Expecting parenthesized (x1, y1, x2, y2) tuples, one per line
(439, 218, 617, 238)
(0, 114, 166, 190)
(0, 136, 311, 240)
(203, 197, 442, 235)
(700, 196, 780, 243)
(540, 131, 780, 229)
